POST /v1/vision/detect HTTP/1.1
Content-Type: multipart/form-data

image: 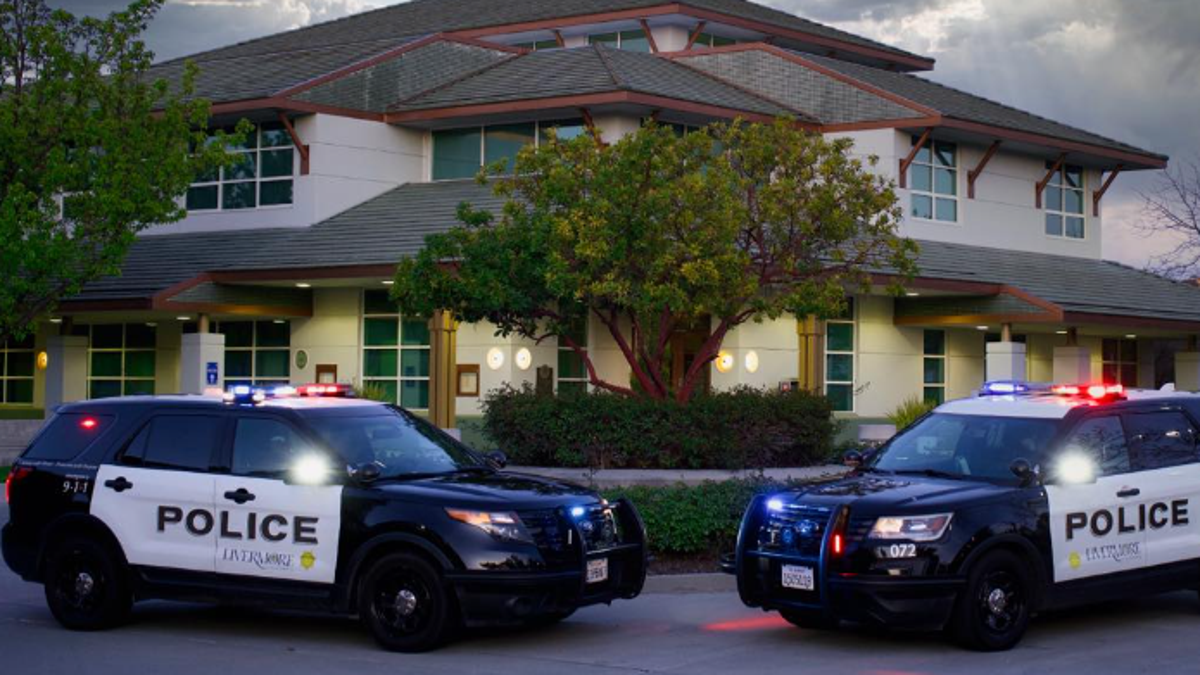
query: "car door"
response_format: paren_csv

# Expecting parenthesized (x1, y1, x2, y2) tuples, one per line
(1045, 413, 1145, 583)
(1122, 409, 1200, 569)
(90, 412, 225, 574)
(212, 413, 342, 584)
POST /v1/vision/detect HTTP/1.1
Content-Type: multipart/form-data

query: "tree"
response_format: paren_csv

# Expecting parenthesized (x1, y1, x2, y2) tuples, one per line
(1138, 157, 1200, 279)
(393, 119, 918, 403)
(0, 0, 239, 341)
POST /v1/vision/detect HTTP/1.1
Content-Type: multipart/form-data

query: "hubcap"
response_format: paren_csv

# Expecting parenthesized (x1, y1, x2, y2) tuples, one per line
(372, 565, 434, 637)
(75, 572, 96, 598)
(978, 570, 1023, 634)
(394, 589, 418, 617)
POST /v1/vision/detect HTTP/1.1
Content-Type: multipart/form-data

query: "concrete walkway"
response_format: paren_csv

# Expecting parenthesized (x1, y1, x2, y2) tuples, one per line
(510, 465, 848, 488)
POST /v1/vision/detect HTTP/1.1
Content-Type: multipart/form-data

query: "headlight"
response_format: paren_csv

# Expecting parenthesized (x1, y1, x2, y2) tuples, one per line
(445, 509, 534, 544)
(869, 513, 953, 542)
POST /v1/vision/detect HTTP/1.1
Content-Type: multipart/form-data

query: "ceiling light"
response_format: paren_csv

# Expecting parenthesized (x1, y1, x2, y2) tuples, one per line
(976, 325, 989, 331)
(296, 282, 312, 289)
(273, 319, 286, 324)
(1125, 334, 1137, 339)
(381, 280, 394, 286)
(905, 292, 920, 298)
(1055, 330, 1068, 335)
(176, 316, 191, 321)
(49, 318, 63, 324)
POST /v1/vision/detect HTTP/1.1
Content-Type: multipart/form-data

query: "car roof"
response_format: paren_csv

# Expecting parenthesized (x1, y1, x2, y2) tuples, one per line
(58, 394, 387, 414)
(937, 388, 1200, 420)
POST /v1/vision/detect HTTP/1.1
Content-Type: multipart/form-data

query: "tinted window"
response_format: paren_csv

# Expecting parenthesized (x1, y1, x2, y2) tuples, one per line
(307, 408, 484, 479)
(231, 417, 311, 477)
(1126, 411, 1199, 470)
(872, 413, 1059, 480)
(1061, 416, 1130, 476)
(123, 415, 222, 471)
(23, 413, 115, 461)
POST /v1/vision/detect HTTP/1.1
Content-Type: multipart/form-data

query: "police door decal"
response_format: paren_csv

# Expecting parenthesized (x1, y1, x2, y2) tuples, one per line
(212, 475, 342, 584)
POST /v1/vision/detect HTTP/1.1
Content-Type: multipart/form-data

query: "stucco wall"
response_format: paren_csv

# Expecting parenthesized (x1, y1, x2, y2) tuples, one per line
(290, 288, 365, 387)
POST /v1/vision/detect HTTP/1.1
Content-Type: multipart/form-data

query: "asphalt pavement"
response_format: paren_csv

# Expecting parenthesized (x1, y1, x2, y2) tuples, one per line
(4, 501, 1200, 675)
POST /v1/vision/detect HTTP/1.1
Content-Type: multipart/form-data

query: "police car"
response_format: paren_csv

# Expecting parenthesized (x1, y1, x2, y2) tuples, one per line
(727, 381, 1200, 651)
(2, 386, 647, 652)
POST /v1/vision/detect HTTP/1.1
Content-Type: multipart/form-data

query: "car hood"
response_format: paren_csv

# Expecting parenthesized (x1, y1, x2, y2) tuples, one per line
(779, 471, 1015, 514)
(373, 470, 598, 510)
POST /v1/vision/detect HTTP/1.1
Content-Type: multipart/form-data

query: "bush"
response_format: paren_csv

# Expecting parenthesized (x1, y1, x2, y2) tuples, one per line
(603, 479, 783, 556)
(482, 385, 836, 470)
(886, 395, 935, 431)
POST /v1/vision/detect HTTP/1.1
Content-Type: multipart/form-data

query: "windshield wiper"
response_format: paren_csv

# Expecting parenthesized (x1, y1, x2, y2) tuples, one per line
(893, 469, 966, 480)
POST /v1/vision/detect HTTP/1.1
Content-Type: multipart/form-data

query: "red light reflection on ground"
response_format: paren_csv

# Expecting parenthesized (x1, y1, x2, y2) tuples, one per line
(702, 614, 790, 632)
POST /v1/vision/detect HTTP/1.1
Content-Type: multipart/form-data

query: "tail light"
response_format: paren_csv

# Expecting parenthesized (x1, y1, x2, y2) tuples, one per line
(5, 466, 33, 504)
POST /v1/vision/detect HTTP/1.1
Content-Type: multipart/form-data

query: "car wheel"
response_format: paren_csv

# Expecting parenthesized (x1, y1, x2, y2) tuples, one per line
(951, 550, 1032, 651)
(43, 535, 132, 631)
(779, 608, 835, 630)
(359, 552, 456, 652)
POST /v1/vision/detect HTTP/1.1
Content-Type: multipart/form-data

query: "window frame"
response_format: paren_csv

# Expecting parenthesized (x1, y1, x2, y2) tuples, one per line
(186, 122, 297, 214)
(219, 320, 292, 388)
(587, 29, 651, 52)
(1102, 337, 1138, 387)
(824, 299, 856, 413)
(557, 316, 590, 395)
(908, 137, 959, 224)
(361, 290, 432, 411)
(85, 324, 157, 399)
(0, 335, 36, 406)
(432, 119, 589, 181)
(1044, 163, 1086, 240)
(923, 329, 946, 405)
(118, 412, 228, 473)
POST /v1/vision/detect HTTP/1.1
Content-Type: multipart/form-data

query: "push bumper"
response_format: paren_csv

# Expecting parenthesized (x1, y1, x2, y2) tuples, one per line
(447, 499, 648, 626)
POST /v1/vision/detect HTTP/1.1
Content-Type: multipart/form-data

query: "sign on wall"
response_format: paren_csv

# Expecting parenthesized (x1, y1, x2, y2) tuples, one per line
(206, 361, 219, 386)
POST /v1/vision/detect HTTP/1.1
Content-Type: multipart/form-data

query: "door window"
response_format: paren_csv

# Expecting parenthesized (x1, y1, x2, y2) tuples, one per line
(1061, 416, 1130, 476)
(1126, 411, 1199, 470)
(122, 415, 223, 471)
(231, 417, 310, 477)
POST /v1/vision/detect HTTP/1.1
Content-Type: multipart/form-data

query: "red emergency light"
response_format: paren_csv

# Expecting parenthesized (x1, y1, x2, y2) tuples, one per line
(299, 384, 349, 397)
(1051, 383, 1124, 400)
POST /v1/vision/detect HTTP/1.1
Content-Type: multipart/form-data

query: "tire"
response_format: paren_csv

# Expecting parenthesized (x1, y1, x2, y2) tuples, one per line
(43, 535, 132, 631)
(950, 550, 1033, 651)
(780, 608, 836, 630)
(358, 552, 456, 652)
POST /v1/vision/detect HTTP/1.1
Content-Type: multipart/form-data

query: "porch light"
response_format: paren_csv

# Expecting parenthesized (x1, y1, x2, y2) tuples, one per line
(36, 352, 49, 371)
(715, 351, 735, 373)
(744, 351, 760, 374)
(486, 347, 505, 370)
(515, 347, 533, 371)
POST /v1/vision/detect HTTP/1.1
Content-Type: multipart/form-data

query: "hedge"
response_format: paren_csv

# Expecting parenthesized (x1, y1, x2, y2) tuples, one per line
(602, 479, 783, 556)
(483, 385, 837, 470)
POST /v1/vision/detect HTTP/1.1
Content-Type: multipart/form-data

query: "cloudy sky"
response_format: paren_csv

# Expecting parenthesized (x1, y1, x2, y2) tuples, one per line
(50, 0, 1200, 270)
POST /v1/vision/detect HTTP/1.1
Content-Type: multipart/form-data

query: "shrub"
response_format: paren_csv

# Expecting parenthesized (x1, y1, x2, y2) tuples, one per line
(886, 395, 935, 431)
(482, 385, 836, 470)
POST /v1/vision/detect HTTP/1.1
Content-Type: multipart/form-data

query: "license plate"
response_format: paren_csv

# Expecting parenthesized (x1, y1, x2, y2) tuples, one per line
(587, 558, 609, 584)
(781, 564, 814, 591)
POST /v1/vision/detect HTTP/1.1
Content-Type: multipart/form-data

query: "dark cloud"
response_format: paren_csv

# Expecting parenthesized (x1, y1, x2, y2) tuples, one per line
(47, 0, 1200, 267)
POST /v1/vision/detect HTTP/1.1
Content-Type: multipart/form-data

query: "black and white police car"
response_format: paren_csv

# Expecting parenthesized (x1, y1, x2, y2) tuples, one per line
(2, 385, 647, 652)
(728, 381, 1200, 650)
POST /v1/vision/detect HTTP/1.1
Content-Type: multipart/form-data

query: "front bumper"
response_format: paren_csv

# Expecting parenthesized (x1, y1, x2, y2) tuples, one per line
(447, 499, 648, 626)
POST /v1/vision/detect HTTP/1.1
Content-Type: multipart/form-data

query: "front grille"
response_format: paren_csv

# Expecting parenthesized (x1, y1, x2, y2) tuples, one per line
(578, 505, 620, 552)
(846, 516, 874, 542)
(518, 504, 620, 568)
(758, 503, 832, 557)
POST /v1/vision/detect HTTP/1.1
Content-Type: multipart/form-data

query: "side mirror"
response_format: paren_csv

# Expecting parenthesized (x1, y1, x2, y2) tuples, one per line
(485, 451, 508, 469)
(348, 461, 382, 484)
(843, 450, 864, 468)
(1009, 458, 1037, 486)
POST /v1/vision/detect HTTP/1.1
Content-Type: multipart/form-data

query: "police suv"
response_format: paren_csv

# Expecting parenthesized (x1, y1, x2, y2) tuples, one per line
(728, 381, 1200, 650)
(2, 386, 647, 652)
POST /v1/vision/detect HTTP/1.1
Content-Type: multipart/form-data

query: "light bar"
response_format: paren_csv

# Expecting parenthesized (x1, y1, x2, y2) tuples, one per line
(1051, 383, 1125, 401)
(299, 384, 352, 397)
(981, 381, 1030, 395)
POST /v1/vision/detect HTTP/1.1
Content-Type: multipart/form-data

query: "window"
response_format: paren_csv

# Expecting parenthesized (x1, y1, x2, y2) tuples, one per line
(874, 413, 1059, 480)
(25, 413, 114, 461)
(588, 30, 650, 52)
(690, 32, 738, 49)
(1102, 338, 1138, 387)
(1044, 163, 1084, 239)
(86, 324, 156, 399)
(221, 321, 291, 387)
(1063, 416, 1131, 476)
(362, 290, 431, 409)
(909, 138, 957, 223)
(308, 408, 484, 477)
(557, 316, 589, 395)
(1, 334, 35, 405)
(187, 122, 295, 212)
(232, 417, 310, 477)
(923, 330, 946, 405)
(432, 119, 587, 181)
(513, 39, 559, 51)
(123, 415, 223, 471)
(1126, 412, 1198, 470)
(824, 299, 855, 412)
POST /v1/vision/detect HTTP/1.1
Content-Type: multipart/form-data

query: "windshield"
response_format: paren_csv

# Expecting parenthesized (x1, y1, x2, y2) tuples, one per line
(870, 413, 1060, 481)
(307, 407, 486, 479)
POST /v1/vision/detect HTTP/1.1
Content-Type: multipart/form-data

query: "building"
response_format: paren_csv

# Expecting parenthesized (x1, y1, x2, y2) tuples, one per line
(12, 0, 1197, 442)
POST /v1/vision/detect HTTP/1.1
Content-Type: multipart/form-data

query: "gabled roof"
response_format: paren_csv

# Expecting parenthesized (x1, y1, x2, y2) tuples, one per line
(388, 44, 796, 120)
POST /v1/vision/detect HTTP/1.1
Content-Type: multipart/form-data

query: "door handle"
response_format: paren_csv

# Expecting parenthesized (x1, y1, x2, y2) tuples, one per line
(223, 488, 256, 504)
(1117, 488, 1141, 498)
(104, 477, 133, 493)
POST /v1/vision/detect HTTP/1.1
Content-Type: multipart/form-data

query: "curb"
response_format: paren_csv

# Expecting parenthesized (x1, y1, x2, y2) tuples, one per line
(643, 573, 736, 595)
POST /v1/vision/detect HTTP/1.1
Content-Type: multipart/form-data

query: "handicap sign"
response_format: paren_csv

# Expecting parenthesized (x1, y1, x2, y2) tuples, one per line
(206, 361, 219, 386)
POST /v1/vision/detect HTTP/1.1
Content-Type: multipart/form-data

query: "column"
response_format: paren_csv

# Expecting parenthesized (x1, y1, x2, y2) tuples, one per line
(986, 341, 1026, 382)
(1176, 352, 1200, 392)
(1053, 346, 1092, 384)
(180, 332, 225, 394)
(428, 310, 458, 430)
(44, 335, 88, 411)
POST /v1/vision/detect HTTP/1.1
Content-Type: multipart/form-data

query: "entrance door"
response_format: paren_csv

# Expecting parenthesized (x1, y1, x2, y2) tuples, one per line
(670, 326, 711, 394)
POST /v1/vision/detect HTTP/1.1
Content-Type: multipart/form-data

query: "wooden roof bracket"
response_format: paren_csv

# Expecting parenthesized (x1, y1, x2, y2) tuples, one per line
(898, 127, 933, 189)
(1093, 164, 1123, 216)
(686, 21, 708, 50)
(968, 140, 1002, 199)
(553, 29, 566, 47)
(1035, 152, 1067, 209)
(579, 107, 604, 146)
(277, 112, 311, 175)
(639, 19, 659, 53)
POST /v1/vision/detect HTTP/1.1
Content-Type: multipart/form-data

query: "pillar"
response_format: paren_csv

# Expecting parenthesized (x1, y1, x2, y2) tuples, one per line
(1176, 352, 1200, 392)
(180, 332, 225, 394)
(986, 341, 1026, 382)
(797, 315, 824, 392)
(428, 310, 458, 430)
(1053, 346, 1092, 384)
(44, 335, 88, 411)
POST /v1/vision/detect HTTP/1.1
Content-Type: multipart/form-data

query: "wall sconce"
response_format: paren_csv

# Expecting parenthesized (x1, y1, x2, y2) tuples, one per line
(515, 347, 533, 371)
(744, 351, 760, 374)
(486, 347, 505, 370)
(715, 351, 735, 373)
(37, 351, 49, 371)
